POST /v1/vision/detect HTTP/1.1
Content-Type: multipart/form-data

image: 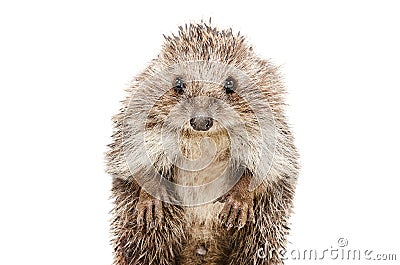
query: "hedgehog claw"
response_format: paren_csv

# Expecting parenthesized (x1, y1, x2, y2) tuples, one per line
(135, 193, 163, 230)
(218, 194, 254, 230)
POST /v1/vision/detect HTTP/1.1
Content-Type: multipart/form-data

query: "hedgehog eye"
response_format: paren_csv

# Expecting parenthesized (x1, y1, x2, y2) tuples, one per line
(174, 78, 186, 94)
(224, 77, 235, 94)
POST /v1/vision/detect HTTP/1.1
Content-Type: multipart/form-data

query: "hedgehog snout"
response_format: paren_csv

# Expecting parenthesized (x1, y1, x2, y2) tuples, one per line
(189, 116, 213, 131)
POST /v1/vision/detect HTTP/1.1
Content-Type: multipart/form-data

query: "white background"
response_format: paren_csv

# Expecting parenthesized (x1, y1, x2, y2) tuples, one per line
(0, 1, 399, 264)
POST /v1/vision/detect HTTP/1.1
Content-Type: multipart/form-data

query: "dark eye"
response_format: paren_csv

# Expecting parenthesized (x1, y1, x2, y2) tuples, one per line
(224, 77, 235, 94)
(174, 78, 186, 94)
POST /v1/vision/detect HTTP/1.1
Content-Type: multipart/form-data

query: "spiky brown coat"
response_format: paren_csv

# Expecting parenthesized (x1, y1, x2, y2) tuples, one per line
(106, 21, 299, 265)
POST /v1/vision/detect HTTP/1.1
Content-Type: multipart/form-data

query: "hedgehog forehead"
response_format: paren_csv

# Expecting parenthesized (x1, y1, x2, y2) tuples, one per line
(167, 60, 232, 84)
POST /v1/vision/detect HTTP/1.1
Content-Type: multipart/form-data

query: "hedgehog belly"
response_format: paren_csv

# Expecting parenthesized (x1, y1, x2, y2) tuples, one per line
(175, 161, 230, 264)
(175, 157, 227, 225)
(180, 203, 227, 264)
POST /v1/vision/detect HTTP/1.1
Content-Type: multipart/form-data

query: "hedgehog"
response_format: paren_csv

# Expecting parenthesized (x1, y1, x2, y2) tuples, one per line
(106, 21, 299, 265)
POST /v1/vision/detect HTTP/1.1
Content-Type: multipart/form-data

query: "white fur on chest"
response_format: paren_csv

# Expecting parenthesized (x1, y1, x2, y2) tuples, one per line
(175, 159, 227, 225)
(174, 133, 230, 224)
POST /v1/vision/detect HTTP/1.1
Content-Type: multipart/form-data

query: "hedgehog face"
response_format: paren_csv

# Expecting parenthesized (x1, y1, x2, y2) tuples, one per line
(141, 60, 258, 139)
(126, 58, 275, 172)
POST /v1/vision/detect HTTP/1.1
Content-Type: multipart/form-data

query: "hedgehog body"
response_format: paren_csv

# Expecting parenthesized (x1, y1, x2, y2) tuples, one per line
(106, 21, 299, 265)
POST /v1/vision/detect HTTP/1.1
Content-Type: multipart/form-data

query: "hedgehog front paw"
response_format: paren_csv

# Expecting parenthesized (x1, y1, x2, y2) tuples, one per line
(218, 194, 255, 230)
(135, 191, 163, 229)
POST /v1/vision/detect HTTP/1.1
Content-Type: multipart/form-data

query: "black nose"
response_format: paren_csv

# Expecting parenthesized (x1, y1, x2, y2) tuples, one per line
(190, 116, 213, 131)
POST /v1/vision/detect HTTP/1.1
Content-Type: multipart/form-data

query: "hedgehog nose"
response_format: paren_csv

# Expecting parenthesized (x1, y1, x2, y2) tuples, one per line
(190, 116, 213, 131)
